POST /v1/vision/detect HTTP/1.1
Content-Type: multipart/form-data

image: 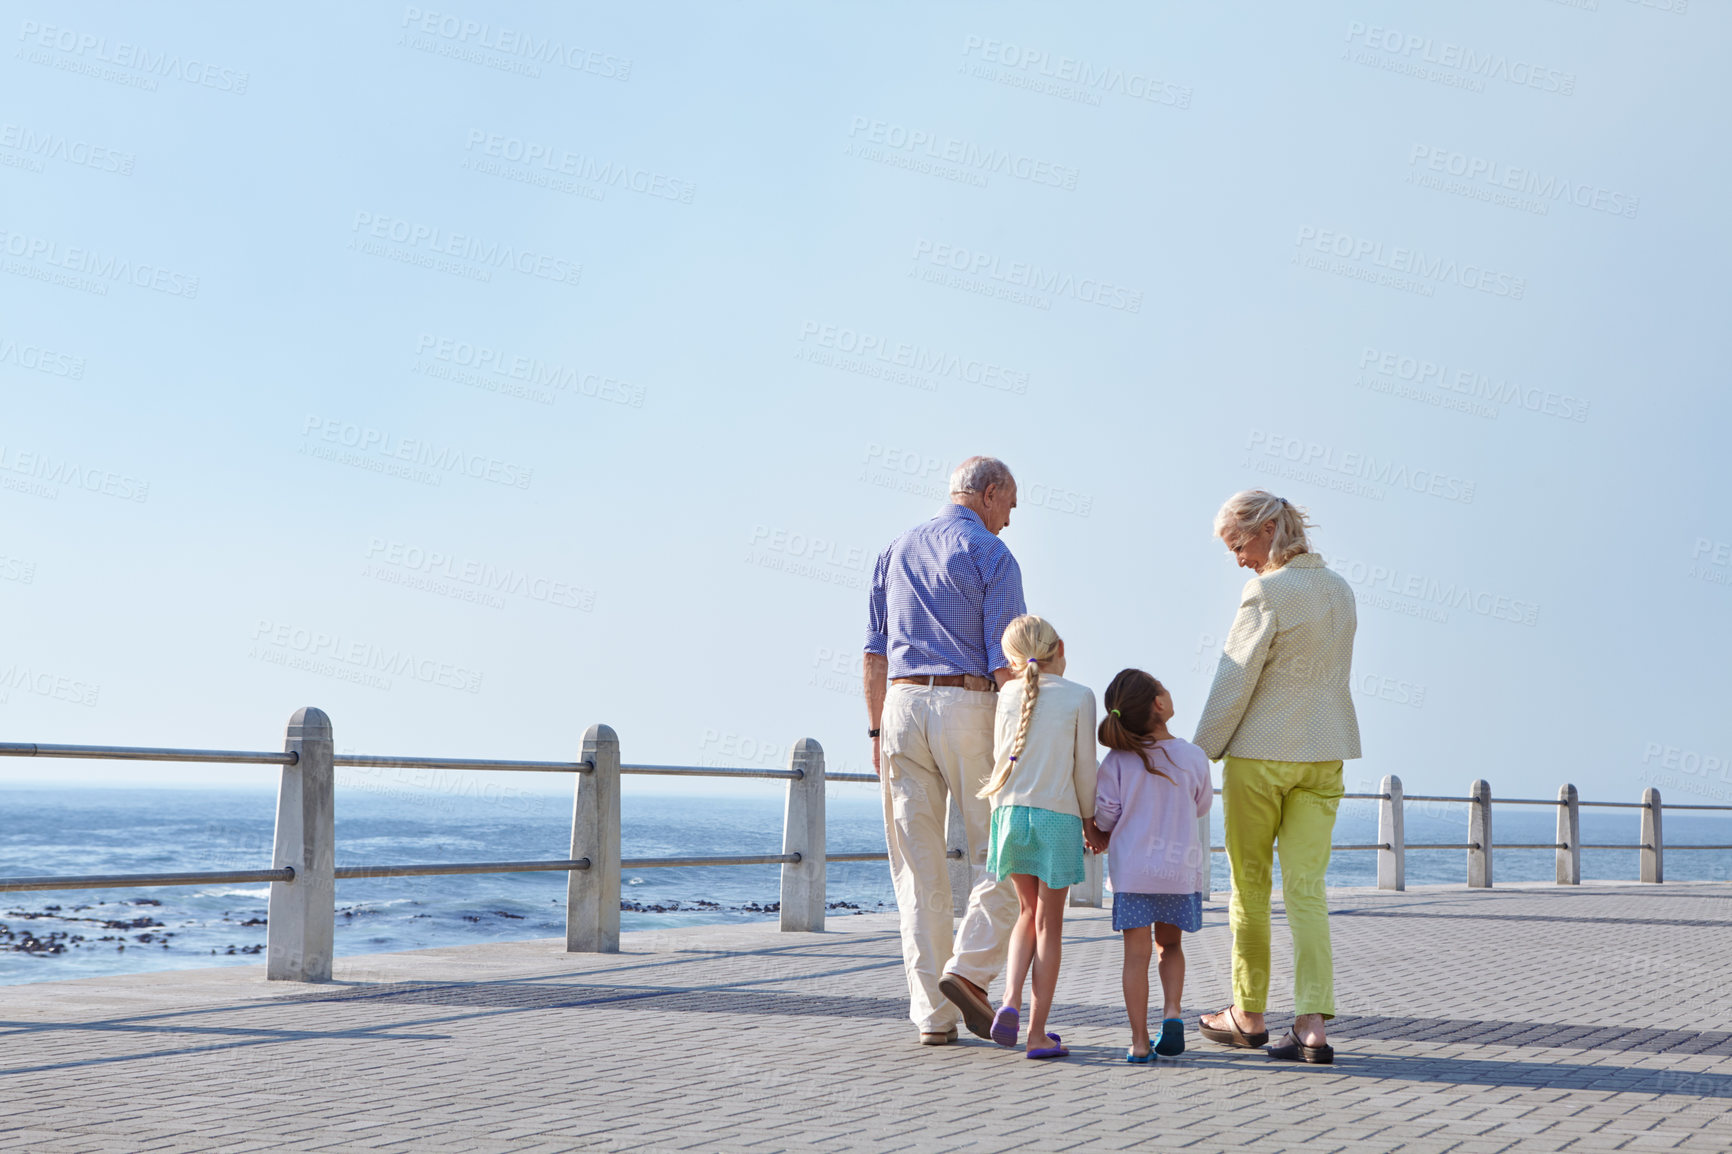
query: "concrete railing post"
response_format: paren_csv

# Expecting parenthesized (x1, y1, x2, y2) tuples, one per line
(1070, 848, 1103, 908)
(567, 724, 620, 952)
(1467, 779, 1492, 888)
(944, 793, 969, 918)
(1641, 787, 1663, 883)
(267, 707, 335, 982)
(1556, 783, 1580, 885)
(780, 739, 826, 932)
(1377, 775, 1405, 891)
(1199, 811, 1214, 896)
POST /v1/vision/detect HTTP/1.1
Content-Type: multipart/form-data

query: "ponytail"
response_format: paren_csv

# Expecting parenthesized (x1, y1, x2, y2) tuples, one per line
(1213, 489, 1315, 573)
(1098, 669, 1175, 784)
(978, 616, 1061, 798)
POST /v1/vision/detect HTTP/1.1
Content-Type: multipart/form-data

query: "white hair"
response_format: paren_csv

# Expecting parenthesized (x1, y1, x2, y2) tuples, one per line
(949, 456, 1015, 499)
(1214, 489, 1315, 572)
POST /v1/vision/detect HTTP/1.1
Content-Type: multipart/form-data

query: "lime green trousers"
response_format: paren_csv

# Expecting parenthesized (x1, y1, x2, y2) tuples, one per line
(1223, 756, 1343, 1018)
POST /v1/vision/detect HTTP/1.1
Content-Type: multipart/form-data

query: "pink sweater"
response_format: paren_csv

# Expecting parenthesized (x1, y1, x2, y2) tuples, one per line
(1093, 738, 1213, 896)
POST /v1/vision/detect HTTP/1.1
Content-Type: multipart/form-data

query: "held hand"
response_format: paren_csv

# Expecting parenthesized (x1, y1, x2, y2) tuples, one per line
(1082, 818, 1109, 853)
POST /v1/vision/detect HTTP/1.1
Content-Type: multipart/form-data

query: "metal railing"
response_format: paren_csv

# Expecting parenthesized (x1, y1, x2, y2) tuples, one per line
(1199, 775, 1732, 892)
(6, 716, 1728, 977)
(0, 708, 996, 981)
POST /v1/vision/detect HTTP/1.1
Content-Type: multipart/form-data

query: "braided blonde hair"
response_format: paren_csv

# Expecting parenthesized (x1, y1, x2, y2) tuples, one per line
(978, 615, 1062, 798)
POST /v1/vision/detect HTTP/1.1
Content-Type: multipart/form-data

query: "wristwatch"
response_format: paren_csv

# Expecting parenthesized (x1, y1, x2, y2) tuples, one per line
(867, 728, 880, 738)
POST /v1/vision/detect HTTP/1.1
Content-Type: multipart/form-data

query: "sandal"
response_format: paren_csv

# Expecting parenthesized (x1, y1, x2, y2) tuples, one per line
(989, 1005, 1019, 1048)
(1198, 1006, 1268, 1049)
(1125, 1045, 1155, 1064)
(1026, 1032, 1068, 1060)
(1267, 1027, 1334, 1064)
(1154, 1017, 1185, 1057)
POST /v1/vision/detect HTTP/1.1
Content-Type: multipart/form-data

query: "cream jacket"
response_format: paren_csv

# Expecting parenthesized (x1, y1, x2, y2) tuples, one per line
(989, 673, 1098, 820)
(1192, 553, 1363, 763)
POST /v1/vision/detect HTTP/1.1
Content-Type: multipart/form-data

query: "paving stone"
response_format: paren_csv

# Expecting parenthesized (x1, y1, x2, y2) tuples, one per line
(0, 883, 1729, 1150)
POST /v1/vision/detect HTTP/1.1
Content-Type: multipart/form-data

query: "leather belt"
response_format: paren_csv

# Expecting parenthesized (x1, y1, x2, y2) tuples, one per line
(892, 674, 996, 692)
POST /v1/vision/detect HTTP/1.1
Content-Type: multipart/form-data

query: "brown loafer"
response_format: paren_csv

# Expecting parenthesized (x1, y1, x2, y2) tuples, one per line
(1198, 1006, 1269, 1049)
(939, 973, 995, 1040)
(918, 1026, 959, 1046)
(1267, 1028, 1333, 1064)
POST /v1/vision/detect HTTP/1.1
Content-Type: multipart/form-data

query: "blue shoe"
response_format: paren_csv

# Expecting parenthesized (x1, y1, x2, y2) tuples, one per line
(1154, 1017, 1185, 1057)
(1125, 1046, 1156, 1064)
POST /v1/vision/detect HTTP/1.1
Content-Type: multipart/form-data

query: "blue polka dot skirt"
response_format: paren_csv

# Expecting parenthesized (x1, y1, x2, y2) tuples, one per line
(1111, 890, 1204, 933)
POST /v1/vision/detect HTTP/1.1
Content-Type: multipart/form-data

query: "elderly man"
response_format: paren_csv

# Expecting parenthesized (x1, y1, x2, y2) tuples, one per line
(864, 455, 1026, 1045)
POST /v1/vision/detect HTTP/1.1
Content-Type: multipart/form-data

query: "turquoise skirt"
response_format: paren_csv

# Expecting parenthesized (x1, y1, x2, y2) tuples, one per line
(987, 804, 1085, 889)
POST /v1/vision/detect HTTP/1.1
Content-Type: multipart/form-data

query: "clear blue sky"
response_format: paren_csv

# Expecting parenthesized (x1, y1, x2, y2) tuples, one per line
(2, 1, 1726, 810)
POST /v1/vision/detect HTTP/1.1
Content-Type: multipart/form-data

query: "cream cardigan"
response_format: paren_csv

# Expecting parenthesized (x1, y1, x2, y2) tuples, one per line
(1193, 553, 1363, 762)
(988, 673, 1098, 820)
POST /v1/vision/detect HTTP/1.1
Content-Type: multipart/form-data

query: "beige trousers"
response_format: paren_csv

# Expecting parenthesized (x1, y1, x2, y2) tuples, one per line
(880, 684, 1019, 1032)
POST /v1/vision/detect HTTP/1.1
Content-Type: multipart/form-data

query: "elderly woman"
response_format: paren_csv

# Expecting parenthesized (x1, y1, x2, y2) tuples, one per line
(1194, 490, 1360, 1064)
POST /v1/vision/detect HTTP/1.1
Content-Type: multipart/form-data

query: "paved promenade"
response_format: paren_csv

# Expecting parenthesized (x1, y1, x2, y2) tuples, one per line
(1, 882, 1728, 1152)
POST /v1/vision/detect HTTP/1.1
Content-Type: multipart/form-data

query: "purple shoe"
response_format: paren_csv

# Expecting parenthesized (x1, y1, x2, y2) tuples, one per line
(1026, 1032, 1068, 1060)
(990, 1005, 1019, 1048)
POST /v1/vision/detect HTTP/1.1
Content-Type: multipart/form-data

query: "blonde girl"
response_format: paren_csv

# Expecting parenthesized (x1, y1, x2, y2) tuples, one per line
(978, 615, 1099, 1059)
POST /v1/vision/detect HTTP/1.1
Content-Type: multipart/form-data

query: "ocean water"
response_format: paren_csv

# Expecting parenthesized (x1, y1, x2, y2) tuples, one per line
(2, 786, 1727, 985)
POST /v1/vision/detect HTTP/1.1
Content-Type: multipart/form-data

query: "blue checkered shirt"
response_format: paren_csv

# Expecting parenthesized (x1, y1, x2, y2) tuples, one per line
(864, 505, 1027, 678)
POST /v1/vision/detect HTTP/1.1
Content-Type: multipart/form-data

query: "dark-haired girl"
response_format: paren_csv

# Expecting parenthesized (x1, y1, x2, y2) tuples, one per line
(1093, 670, 1213, 1062)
